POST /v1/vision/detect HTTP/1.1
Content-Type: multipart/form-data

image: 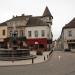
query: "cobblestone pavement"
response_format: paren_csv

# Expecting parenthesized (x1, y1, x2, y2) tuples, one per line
(0, 51, 75, 75)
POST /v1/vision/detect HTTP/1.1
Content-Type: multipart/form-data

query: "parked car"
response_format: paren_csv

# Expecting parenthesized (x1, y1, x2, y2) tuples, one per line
(64, 48, 71, 52)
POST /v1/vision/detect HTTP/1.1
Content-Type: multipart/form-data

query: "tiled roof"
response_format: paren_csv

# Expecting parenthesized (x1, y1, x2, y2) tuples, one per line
(6, 15, 32, 22)
(27, 17, 48, 26)
(43, 6, 53, 18)
(63, 18, 75, 29)
(0, 22, 7, 26)
(1, 15, 48, 27)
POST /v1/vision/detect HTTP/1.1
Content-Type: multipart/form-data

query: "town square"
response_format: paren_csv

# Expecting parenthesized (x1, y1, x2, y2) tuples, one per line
(0, 0, 75, 75)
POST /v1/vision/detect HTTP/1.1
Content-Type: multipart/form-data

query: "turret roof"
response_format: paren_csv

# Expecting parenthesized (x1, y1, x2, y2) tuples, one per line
(43, 6, 53, 18)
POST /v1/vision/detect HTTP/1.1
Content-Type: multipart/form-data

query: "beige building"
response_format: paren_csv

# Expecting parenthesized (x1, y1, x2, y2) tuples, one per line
(6, 14, 31, 37)
(55, 36, 63, 50)
(0, 22, 7, 47)
(61, 18, 75, 51)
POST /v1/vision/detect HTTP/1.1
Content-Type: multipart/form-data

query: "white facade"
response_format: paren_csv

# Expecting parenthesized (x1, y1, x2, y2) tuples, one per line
(62, 28, 75, 50)
(64, 28, 75, 40)
(25, 26, 51, 39)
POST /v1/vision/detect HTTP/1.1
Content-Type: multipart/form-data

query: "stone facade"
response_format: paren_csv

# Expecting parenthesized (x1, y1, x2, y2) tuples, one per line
(6, 15, 30, 37)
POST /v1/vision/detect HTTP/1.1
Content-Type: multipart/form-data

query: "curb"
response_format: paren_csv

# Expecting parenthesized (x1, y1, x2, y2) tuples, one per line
(0, 51, 52, 67)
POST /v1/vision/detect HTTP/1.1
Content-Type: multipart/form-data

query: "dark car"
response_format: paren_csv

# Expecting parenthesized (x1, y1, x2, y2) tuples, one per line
(64, 48, 71, 52)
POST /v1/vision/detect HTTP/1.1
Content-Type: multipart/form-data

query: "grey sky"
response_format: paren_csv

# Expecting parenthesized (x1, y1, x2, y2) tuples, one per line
(0, 0, 75, 40)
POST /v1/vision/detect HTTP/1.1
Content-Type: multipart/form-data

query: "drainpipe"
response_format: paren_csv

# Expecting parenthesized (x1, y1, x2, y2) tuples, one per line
(49, 24, 51, 51)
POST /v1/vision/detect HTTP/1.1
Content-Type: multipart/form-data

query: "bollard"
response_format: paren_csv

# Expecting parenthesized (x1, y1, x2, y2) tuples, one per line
(49, 52, 50, 56)
(49, 50, 53, 56)
(47, 55, 48, 58)
(32, 58, 34, 64)
(44, 56, 45, 61)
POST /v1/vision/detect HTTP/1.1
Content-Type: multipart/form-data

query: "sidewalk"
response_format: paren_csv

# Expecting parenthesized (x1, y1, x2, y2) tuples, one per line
(0, 51, 51, 66)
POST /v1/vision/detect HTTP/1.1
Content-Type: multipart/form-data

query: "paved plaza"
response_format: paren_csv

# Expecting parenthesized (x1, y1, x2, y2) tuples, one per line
(0, 51, 50, 66)
(0, 51, 75, 75)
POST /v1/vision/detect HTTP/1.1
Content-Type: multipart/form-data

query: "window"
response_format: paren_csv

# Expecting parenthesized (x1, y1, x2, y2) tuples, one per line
(68, 31, 72, 37)
(28, 31, 31, 37)
(35, 30, 38, 37)
(41, 30, 45, 37)
(20, 30, 24, 36)
(2, 30, 5, 36)
(10, 31, 12, 37)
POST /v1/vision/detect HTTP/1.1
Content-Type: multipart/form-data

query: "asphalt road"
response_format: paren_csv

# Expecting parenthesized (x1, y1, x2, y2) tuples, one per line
(0, 51, 75, 75)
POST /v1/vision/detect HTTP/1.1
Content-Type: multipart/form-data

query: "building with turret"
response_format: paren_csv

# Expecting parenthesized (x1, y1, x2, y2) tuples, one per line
(0, 6, 53, 50)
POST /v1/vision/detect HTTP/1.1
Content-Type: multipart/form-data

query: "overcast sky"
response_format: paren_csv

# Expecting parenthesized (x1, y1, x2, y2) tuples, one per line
(0, 0, 75, 40)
